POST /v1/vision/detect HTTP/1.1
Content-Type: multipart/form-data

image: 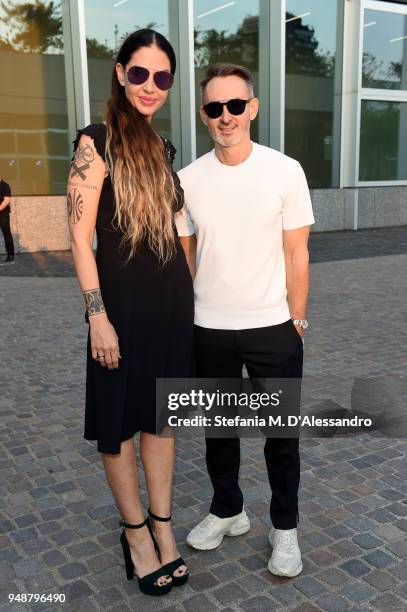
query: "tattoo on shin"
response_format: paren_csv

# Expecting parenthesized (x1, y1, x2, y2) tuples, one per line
(67, 188, 83, 223)
(83, 288, 106, 316)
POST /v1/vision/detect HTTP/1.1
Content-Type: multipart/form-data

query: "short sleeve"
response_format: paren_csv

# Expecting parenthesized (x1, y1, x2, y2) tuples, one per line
(175, 201, 195, 237)
(160, 134, 177, 165)
(3, 182, 11, 197)
(72, 123, 107, 162)
(282, 161, 315, 230)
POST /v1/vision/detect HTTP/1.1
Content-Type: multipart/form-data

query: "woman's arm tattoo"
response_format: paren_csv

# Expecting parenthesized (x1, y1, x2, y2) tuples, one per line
(83, 288, 106, 316)
(67, 144, 99, 223)
(67, 188, 83, 223)
(70, 144, 95, 181)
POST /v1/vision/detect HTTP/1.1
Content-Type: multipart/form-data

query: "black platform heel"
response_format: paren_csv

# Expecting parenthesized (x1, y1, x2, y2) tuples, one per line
(146, 509, 189, 587)
(119, 518, 172, 596)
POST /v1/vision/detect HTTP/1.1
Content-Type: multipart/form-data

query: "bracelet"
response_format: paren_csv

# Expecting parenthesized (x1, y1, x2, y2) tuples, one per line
(292, 318, 308, 331)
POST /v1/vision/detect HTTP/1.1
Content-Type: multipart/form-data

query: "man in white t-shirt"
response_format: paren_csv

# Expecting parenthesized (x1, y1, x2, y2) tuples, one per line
(176, 63, 315, 577)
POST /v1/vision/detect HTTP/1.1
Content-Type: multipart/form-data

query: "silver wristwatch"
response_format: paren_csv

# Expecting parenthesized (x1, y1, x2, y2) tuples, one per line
(292, 319, 309, 331)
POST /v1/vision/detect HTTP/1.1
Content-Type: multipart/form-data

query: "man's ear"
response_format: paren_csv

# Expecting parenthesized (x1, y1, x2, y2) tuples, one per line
(115, 63, 125, 87)
(199, 106, 208, 126)
(249, 97, 259, 121)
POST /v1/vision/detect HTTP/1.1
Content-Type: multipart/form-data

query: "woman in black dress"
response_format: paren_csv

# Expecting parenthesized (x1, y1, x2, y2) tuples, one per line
(67, 30, 193, 596)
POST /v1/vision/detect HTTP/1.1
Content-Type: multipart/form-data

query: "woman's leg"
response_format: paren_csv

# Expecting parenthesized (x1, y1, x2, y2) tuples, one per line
(140, 432, 187, 577)
(101, 436, 171, 585)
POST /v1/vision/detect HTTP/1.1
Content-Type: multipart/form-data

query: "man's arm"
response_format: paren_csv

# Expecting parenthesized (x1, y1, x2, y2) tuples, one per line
(283, 225, 311, 337)
(179, 235, 197, 280)
(175, 199, 196, 280)
(0, 196, 11, 212)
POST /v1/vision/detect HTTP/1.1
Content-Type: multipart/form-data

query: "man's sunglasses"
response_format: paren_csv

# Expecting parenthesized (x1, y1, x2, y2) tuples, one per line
(126, 66, 174, 91)
(203, 98, 253, 119)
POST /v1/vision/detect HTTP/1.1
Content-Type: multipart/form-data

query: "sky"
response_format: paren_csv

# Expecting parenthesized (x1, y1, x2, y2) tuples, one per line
(84, 0, 338, 55)
(363, 8, 406, 80)
(84, 0, 170, 47)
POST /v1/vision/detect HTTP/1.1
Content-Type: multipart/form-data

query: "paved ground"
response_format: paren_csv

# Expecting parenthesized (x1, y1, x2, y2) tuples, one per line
(0, 227, 407, 612)
(1, 227, 407, 277)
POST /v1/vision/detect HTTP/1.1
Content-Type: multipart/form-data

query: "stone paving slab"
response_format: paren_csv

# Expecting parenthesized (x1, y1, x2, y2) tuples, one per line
(0, 226, 406, 278)
(0, 229, 406, 611)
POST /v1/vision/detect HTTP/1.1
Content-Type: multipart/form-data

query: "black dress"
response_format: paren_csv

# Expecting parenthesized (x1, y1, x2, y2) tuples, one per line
(72, 123, 194, 454)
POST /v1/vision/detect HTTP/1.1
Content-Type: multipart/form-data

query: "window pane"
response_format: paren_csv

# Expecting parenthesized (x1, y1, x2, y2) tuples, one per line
(0, 0, 70, 195)
(285, 0, 340, 188)
(359, 100, 407, 181)
(194, 0, 259, 158)
(84, 1, 172, 138)
(362, 9, 407, 90)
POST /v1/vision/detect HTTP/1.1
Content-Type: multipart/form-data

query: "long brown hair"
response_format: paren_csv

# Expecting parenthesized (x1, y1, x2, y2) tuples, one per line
(105, 29, 177, 264)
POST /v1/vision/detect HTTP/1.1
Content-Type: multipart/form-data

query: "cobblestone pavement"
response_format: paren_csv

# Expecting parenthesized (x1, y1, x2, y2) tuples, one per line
(0, 227, 407, 277)
(0, 228, 406, 612)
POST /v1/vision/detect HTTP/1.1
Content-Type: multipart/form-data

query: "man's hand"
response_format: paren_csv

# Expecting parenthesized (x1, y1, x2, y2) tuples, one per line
(293, 324, 304, 339)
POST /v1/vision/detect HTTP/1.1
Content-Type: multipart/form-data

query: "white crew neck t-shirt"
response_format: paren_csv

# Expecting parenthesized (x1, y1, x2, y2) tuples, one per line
(175, 142, 315, 330)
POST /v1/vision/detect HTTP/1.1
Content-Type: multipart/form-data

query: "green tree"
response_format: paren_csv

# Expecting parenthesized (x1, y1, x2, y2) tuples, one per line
(0, 0, 63, 53)
(195, 28, 233, 68)
(195, 13, 334, 78)
(0, 36, 14, 51)
(285, 12, 334, 78)
(86, 37, 114, 60)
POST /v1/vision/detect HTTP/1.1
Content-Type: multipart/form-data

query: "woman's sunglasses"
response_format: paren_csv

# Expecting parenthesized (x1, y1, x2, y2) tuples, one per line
(203, 98, 253, 119)
(126, 66, 174, 91)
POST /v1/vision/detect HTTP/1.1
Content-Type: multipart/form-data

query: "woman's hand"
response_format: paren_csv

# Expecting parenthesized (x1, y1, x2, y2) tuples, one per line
(89, 313, 121, 369)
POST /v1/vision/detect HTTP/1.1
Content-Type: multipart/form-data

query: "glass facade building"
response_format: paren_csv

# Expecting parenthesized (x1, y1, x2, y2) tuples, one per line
(0, 0, 70, 195)
(0, 0, 406, 209)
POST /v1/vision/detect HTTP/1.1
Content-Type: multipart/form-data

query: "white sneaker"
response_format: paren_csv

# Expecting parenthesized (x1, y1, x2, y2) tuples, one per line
(186, 509, 250, 550)
(267, 528, 303, 577)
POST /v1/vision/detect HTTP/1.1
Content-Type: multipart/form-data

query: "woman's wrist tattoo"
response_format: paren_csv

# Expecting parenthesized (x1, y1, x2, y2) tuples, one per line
(83, 288, 106, 316)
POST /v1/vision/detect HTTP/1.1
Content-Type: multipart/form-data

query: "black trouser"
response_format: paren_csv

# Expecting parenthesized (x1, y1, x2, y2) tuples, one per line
(195, 319, 303, 530)
(0, 212, 14, 257)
